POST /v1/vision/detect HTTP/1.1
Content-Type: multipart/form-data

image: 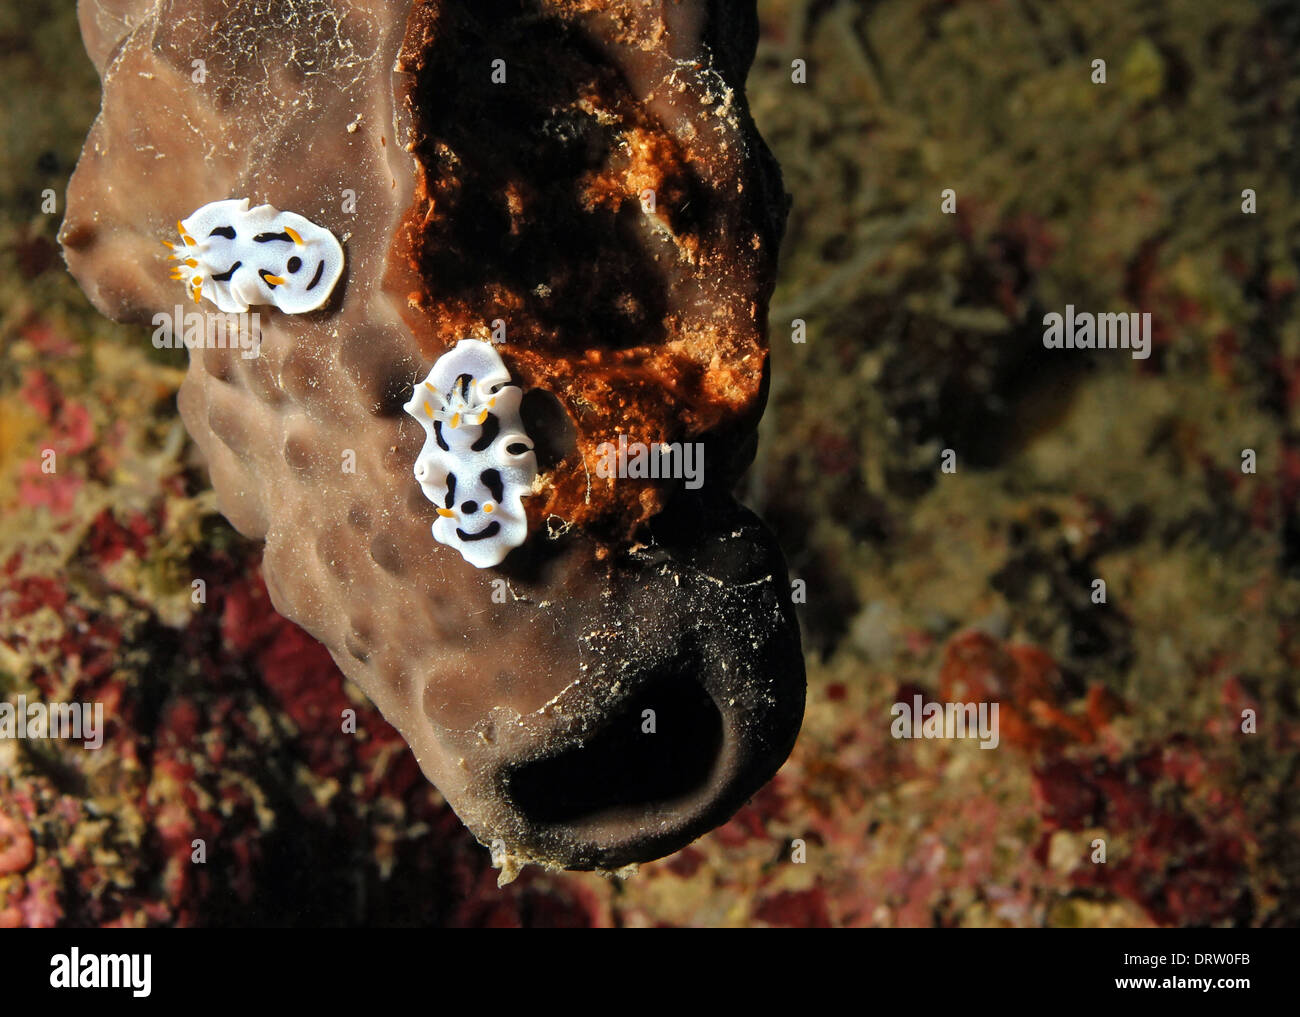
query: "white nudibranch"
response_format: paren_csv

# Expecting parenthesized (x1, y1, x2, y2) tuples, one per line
(165, 198, 344, 313)
(403, 340, 538, 568)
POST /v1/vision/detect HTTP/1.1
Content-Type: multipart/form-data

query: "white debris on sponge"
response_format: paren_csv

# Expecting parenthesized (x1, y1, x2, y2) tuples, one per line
(403, 340, 538, 568)
(166, 198, 344, 313)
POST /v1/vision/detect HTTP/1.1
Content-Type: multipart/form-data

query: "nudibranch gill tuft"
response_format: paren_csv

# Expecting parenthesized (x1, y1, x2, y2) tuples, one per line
(166, 198, 344, 314)
(404, 339, 538, 568)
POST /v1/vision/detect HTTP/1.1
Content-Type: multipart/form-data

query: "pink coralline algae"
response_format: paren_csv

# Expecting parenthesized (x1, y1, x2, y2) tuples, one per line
(0, 811, 35, 875)
(937, 631, 1255, 926)
(0, 802, 58, 929)
(16, 368, 94, 514)
(1032, 745, 1252, 926)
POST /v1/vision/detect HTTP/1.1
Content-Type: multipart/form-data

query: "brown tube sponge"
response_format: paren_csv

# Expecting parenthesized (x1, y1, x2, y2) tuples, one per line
(60, 0, 803, 876)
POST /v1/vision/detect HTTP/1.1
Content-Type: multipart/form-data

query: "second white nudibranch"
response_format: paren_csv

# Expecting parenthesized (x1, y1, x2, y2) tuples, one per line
(404, 340, 538, 569)
(165, 198, 344, 313)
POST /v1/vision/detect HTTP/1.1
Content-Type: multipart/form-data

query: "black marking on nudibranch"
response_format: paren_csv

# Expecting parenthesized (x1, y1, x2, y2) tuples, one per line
(209, 225, 237, 239)
(305, 260, 325, 291)
(456, 521, 501, 542)
(480, 468, 505, 504)
(253, 231, 295, 243)
(211, 261, 241, 282)
(470, 414, 500, 452)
